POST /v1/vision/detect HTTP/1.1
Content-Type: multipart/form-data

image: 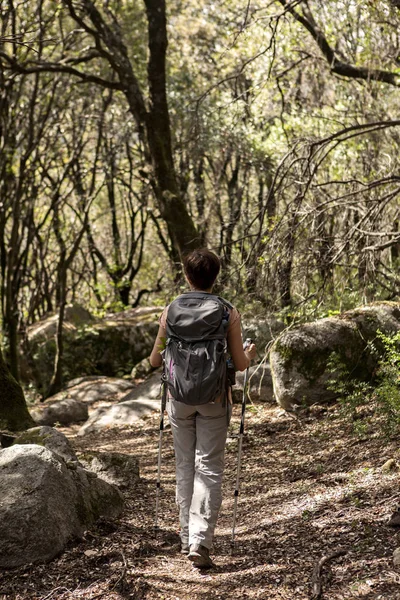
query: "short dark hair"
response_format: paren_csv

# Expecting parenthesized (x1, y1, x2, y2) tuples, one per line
(183, 248, 221, 290)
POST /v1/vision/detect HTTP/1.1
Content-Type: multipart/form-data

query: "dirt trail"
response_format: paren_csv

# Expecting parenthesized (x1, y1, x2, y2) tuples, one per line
(1, 400, 400, 600)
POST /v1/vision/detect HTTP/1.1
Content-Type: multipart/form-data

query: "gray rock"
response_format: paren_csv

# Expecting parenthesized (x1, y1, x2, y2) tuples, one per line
(45, 376, 135, 408)
(80, 451, 139, 488)
(270, 302, 400, 410)
(242, 315, 285, 355)
(30, 398, 88, 426)
(14, 426, 78, 463)
(0, 443, 123, 567)
(27, 303, 95, 344)
(233, 364, 274, 403)
(78, 371, 162, 435)
(105, 306, 160, 320)
(131, 357, 157, 380)
(65, 375, 134, 395)
(24, 307, 160, 390)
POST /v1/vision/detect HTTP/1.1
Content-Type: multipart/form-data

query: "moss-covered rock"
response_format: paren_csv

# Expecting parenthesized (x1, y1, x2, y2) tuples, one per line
(270, 302, 400, 410)
(14, 426, 78, 463)
(30, 398, 89, 426)
(24, 306, 160, 391)
(242, 315, 285, 355)
(79, 451, 140, 488)
(131, 357, 156, 380)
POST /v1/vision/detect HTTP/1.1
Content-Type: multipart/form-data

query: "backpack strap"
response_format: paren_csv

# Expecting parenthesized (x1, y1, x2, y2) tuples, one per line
(173, 292, 233, 331)
(216, 295, 234, 311)
(177, 291, 233, 312)
(166, 292, 232, 342)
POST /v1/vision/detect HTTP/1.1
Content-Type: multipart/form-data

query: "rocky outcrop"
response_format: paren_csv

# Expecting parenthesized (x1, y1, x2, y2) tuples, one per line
(79, 452, 140, 489)
(27, 304, 95, 343)
(23, 306, 160, 391)
(78, 371, 162, 435)
(29, 376, 135, 425)
(15, 426, 79, 463)
(30, 398, 88, 426)
(131, 357, 156, 380)
(48, 376, 134, 406)
(233, 363, 274, 403)
(0, 430, 124, 568)
(63, 376, 134, 401)
(242, 315, 285, 355)
(270, 302, 400, 410)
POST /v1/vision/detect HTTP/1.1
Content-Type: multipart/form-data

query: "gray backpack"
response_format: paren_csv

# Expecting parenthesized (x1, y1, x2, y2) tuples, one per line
(164, 292, 232, 405)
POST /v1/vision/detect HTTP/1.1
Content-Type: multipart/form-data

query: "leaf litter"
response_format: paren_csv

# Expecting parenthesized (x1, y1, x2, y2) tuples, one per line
(1, 399, 400, 599)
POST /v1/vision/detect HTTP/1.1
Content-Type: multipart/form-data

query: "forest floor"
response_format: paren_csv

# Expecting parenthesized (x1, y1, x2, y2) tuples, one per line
(2, 397, 400, 600)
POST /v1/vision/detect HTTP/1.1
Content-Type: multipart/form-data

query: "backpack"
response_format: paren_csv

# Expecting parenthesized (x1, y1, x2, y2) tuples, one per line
(164, 292, 232, 405)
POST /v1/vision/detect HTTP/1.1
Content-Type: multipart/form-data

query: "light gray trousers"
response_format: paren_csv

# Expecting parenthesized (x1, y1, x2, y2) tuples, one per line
(167, 398, 231, 549)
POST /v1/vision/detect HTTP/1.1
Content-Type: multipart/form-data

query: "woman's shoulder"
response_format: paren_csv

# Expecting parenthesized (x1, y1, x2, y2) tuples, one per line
(159, 305, 169, 329)
(228, 305, 241, 325)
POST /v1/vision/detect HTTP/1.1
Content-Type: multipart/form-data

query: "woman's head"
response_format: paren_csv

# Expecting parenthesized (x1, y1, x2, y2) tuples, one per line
(183, 248, 221, 291)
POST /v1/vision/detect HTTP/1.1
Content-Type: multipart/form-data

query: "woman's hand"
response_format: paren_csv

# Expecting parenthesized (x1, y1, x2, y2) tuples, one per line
(244, 343, 257, 361)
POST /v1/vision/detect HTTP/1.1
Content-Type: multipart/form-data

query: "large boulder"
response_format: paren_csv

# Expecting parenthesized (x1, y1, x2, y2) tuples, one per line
(63, 376, 134, 401)
(0, 440, 123, 567)
(242, 315, 285, 356)
(79, 452, 140, 489)
(24, 307, 160, 391)
(15, 426, 79, 463)
(270, 302, 400, 410)
(47, 376, 135, 406)
(232, 363, 274, 403)
(27, 304, 95, 344)
(78, 370, 162, 435)
(30, 398, 88, 426)
(29, 376, 135, 425)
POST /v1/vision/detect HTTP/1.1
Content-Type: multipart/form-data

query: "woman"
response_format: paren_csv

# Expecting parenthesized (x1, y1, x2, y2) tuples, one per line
(150, 248, 256, 568)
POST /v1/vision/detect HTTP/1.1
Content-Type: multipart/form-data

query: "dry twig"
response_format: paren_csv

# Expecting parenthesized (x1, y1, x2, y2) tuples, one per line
(39, 587, 72, 600)
(112, 550, 128, 590)
(310, 549, 347, 600)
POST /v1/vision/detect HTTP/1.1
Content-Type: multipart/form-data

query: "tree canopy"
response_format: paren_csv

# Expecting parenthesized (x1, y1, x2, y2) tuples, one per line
(0, 0, 399, 396)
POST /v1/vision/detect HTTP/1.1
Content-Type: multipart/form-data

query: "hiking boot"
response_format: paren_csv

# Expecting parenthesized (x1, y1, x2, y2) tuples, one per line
(180, 543, 189, 555)
(188, 544, 214, 569)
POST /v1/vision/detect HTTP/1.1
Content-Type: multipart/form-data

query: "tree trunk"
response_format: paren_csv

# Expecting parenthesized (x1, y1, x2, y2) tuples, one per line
(65, 0, 200, 258)
(4, 309, 20, 381)
(0, 346, 34, 431)
(46, 269, 66, 398)
(278, 261, 293, 308)
(143, 0, 199, 255)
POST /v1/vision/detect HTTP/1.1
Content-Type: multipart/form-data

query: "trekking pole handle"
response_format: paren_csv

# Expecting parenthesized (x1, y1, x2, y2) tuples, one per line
(243, 338, 253, 350)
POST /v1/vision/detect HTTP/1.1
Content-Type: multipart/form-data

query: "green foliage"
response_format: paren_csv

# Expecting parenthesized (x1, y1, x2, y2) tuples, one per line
(1, 0, 400, 349)
(327, 330, 400, 434)
(157, 336, 167, 352)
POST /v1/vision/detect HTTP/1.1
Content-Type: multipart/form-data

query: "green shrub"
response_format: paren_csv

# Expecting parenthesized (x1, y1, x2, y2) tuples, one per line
(327, 330, 400, 434)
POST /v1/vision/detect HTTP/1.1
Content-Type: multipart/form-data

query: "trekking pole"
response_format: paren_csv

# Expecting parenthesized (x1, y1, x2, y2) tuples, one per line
(231, 338, 253, 551)
(154, 368, 167, 531)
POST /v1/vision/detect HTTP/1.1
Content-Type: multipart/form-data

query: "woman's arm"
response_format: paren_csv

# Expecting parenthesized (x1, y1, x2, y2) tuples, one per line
(149, 323, 166, 368)
(227, 310, 256, 371)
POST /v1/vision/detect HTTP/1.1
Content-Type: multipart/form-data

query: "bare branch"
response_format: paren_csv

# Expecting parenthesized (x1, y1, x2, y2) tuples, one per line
(2, 55, 123, 90)
(277, 0, 400, 87)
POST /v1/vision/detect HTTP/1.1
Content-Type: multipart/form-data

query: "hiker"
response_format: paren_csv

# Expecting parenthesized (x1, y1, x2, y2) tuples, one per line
(150, 248, 256, 568)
